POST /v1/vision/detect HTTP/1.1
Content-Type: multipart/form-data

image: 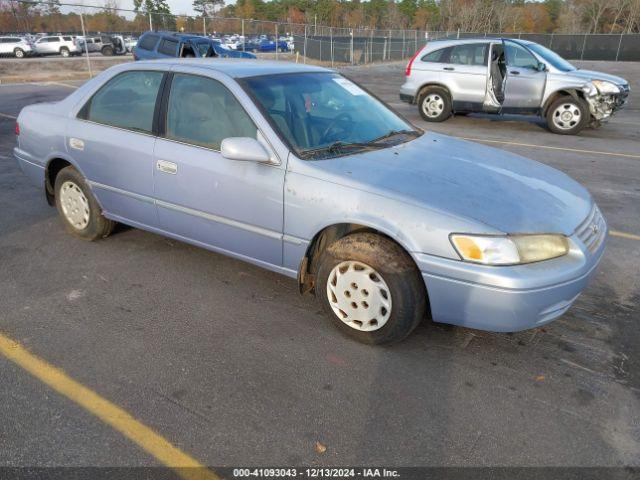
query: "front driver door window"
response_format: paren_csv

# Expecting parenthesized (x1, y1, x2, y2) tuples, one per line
(153, 72, 285, 267)
(502, 40, 547, 110)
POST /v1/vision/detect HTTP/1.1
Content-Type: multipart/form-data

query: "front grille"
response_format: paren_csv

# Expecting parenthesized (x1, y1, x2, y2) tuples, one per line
(575, 204, 606, 253)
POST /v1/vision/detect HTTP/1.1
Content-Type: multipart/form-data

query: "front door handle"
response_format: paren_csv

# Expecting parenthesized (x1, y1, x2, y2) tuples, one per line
(443, 67, 455, 71)
(156, 160, 177, 175)
(509, 70, 520, 75)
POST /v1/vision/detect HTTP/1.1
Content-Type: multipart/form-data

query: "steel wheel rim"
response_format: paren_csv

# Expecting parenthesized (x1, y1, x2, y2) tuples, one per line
(552, 103, 581, 130)
(59, 181, 90, 230)
(326, 260, 392, 332)
(422, 93, 444, 118)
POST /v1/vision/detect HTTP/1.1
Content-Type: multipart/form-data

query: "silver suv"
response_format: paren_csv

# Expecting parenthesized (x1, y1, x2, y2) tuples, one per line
(33, 35, 80, 57)
(0, 36, 33, 58)
(400, 38, 630, 135)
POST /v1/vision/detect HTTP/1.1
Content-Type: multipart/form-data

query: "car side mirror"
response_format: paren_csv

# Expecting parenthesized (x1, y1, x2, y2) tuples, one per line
(221, 137, 271, 163)
(537, 62, 547, 72)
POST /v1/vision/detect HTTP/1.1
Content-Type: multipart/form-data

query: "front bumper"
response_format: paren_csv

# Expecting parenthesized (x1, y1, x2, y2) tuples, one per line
(415, 210, 607, 332)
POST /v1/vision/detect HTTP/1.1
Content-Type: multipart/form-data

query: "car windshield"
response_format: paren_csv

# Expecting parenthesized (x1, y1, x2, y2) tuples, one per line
(527, 43, 576, 72)
(243, 72, 420, 159)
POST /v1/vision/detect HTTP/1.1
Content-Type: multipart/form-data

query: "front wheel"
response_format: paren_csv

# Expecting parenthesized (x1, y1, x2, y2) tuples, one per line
(54, 166, 115, 241)
(316, 233, 426, 345)
(14, 48, 25, 58)
(418, 86, 452, 122)
(59, 47, 70, 57)
(546, 96, 589, 135)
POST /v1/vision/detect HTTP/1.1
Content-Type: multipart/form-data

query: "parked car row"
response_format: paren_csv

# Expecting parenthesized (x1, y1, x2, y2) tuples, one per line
(0, 34, 138, 58)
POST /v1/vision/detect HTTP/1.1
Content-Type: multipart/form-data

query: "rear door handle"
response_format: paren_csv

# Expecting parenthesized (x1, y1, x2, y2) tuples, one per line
(509, 70, 520, 75)
(156, 160, 177, 175)
(443, 67, 455, 71)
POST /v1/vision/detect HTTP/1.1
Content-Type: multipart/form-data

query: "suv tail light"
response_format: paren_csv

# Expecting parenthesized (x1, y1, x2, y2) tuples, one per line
(405, 46, 424, 76)
(15, 121, 20, 135)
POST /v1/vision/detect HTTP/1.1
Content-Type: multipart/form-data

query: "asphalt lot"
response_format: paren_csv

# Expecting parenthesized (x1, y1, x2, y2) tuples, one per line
(0, 61, 639, 472)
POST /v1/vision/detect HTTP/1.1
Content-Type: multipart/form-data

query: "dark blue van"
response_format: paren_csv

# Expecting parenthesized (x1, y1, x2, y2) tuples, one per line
(133, 31, 256, 60)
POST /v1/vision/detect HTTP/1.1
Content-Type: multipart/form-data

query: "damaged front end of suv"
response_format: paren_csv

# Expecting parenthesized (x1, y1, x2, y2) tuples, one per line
(582, 79, 630, 122)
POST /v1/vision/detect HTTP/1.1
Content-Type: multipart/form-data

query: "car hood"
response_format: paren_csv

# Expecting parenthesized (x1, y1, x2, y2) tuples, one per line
(307, 132, 593, 236)
(566, 69, 628, 86)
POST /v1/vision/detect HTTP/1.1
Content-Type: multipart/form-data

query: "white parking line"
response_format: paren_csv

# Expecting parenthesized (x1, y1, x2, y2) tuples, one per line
(459, 137, 640, 160)
(44, 81, 79, 89)
(0, 112, 17, 120)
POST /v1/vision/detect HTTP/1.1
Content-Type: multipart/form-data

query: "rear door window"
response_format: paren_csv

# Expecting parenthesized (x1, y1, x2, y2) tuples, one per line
(138, 34, 159, 51)
(449, 43, 488, 65)
(158, 38, 178, 56)
(81, 70, 164, 134)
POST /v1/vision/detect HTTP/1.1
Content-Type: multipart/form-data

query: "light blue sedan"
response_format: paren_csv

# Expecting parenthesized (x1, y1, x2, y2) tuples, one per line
(14, 59, 607, 344)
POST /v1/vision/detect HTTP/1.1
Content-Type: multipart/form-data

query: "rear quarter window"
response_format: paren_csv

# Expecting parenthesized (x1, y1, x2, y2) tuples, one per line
(421, 47, 449, 63)
(138, 34, 159, 51)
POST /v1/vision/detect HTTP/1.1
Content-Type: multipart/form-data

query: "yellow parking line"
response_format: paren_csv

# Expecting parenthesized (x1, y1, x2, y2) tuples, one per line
(0, 112, 17, 119)
(0, 333, 219, 480)
(459, 137, 640, 160)
(610, 230, 640, 241)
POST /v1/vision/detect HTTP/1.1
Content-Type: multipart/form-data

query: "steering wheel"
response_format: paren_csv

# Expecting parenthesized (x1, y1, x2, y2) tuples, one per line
(321, 112, 355, 144)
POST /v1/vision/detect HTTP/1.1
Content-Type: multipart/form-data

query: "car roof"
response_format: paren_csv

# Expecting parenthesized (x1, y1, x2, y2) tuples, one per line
(424, 37, 532, 47)
(131, 58, 331, 78)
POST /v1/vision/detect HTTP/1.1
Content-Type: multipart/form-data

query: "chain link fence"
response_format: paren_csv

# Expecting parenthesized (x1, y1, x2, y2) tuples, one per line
(2, 0, 639, 70)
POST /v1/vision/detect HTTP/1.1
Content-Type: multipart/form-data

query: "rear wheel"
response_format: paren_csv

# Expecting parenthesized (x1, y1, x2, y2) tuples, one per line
(102, 45, 114, 56)
(418, 86, 452, 122)
(14, 48, 25, 58)
(316, 233, 426, 345)
(546, 96, 589, 135)
(54, 166, 115, 241)
(59, 47, 70, 57)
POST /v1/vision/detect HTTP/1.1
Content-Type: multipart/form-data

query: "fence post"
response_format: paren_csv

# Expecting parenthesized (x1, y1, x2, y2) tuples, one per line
(615, 33, 623, 61)
(148, 12, 152, 31)
(203, 16, 206, 36)
(580, 33, 587, 60)
(350, 29, 354, 65)
(330, 26, 334, 68)
(549, 32, 554, 48)
(303, 24, 307, 64)
(79, 13, 92, 78)
(241, 19, 245, 52)
(402, 29, 405, 59)
(456, 28, 459, 39)
(275, 22, 278, 60)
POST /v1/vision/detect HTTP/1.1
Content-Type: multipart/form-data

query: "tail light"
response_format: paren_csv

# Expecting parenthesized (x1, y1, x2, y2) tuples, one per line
(405, 46, 424, 76)
(15, 121, 20, 135)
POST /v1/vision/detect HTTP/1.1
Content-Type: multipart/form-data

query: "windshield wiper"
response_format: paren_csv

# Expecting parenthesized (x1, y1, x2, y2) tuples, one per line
(300, 140, 388, 159)
(370, 129, 420, 143)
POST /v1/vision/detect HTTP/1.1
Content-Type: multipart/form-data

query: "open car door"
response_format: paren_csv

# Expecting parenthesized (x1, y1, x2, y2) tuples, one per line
(501, 39, 547, 113)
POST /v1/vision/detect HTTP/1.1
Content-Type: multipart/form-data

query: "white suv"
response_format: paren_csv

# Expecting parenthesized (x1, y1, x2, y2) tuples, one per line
(33, 35, 80, 57)
(0, 36, 33, 58)
(400, 38, 630, 135)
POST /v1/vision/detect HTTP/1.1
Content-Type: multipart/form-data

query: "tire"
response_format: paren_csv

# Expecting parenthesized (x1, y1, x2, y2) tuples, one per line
(316, 232, 426, 345)
(102, 46, 114, 56)
(59, 47, 70, 57)
(14, 48, 25, 58)
(54, 166, 115, 241)
(546, 96, 589, 135)
(418, 86, 452, 122)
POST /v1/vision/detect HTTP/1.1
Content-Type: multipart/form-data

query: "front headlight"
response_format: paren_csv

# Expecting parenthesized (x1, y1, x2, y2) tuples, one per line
(450, 234, 569, 266)
(592, 80, 620, 94)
